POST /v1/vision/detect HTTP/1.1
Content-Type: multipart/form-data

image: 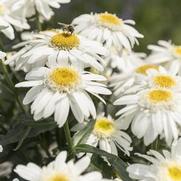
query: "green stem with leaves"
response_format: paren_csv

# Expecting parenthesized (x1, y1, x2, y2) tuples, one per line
(63, 121, 75, 158)
(0, 61, 26, 113)
(0, 37, 26, 113)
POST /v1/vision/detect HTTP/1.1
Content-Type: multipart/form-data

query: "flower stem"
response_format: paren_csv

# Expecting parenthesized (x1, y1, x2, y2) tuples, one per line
(63, 121, 75, 158)
(0, 37, 26, 113)
(35, 8, 42, 32)
(0, 60, 26, 113)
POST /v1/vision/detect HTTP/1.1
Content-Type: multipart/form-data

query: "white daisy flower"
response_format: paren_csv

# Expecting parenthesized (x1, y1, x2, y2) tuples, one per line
(5, 30, 108, 72)
(15, 63, 111, 127)
(14, 151, 109, 181)
(107, 49, 145, 73)
(147, 40, 181, 75)
(110, 64, 159, 97)
(12, 0, 71, 21)
(0, 0, 30, 39)
(114, 65, 181, 97)
(127, 138, 181, 181)
(0, 51, 6, 59)
(84, 114, 132, 156)
(72, 12, 143, 52)
(138, 66, 181, 91)
(114, 88, 181, 145)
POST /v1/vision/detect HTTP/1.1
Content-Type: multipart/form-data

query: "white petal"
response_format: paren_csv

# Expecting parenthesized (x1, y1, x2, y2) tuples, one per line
(14, 163, 41, 181)
(55, 97, 70, 128)
(15, 80, 43, 87)
(23, 85, 43, 105)
(74, 156, 90, 174)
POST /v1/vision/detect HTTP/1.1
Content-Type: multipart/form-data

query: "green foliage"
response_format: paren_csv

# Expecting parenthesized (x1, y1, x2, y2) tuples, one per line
(75, 144, 132, 181)
(134, 0, 181, 51)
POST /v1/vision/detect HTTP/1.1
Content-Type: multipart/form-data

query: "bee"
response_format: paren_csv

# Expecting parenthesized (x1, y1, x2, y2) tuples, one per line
(58, 22, 75, 35)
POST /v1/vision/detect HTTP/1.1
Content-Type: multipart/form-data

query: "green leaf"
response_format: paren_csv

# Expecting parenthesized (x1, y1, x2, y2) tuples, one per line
(22, 119, 56, 127)
(13, 127, 31, 151)
(75, 144, 132, 181)
(73, 120, 95, 146)
(0, 120, 56, 147)
(91, 154, 114, 178)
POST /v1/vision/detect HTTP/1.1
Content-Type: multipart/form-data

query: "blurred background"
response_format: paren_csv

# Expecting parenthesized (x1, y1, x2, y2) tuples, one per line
(50, 0, 181, 52)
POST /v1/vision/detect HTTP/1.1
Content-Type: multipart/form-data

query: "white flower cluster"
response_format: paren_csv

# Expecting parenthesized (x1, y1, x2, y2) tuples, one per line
(127, 138, 181, 181)
(0, 1, 181, 181)
(4, 10, 144, 160)
(0, 0, 70, 39)
(14, 151, 111, 181)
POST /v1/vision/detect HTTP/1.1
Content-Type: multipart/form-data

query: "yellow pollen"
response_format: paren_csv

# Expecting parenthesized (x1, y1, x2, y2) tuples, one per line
(168, 166, 181, 181)
(94, 117, 115, 137)
(135, 64, 159, 75)
(0, 4, 5, 15)
(98, 12, 122, 26)
(49, 67, 80, 91)
(46, 173, 69, 181)
(153, 75, 176, 88)
(147, 89, 173, 103)
(174, 46, 181, 56)
(50, 33, 80, 50)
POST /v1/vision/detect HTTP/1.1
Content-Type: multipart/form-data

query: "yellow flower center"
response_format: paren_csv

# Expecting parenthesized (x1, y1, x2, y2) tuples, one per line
(46, 173, 69, 181)
(153, 75, 176, 88)
(135, 64, 159, 75)
(48, 67, 80, 92)
(0, 4, 5, 15)
(50, 33, 80, 50)
(168, 166, 181, 181)
(98, 12, 122, 26)
(147, 89, 173, 103)
(94, 117, 115, 138)
(174, 46, 181, 56)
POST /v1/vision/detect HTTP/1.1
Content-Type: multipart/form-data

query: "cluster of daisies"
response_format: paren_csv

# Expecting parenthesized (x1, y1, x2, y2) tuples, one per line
(0, 0, 181, 181)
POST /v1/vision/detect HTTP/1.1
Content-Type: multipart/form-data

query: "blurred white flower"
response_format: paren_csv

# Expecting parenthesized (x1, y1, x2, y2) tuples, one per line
(0, 0, 30, 39)
(0, 145, 3, 152)
(5, 30, 108, 72)
(12, 0, 71, 21)
(127, 138, 181, 181)
(76, 113, 132, 156)
(0, 161, 13, 177)
(110, 64, 159, 97)
(147, 40, 181, 75)
(14, 151, 111, 181)
(15, 62, 111, 127)
(0, 51, 6, 59)
(112, 66, 181, 98)
(107, 49, 145, 72)
(72, 12, 143, 52)
(12, 179, 19, 181)
(114, 87, 181, 145)
(137, 66, 181, 91)
(114, 178, 122, 181)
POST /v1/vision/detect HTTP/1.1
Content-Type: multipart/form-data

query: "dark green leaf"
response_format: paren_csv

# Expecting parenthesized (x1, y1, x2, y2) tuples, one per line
(0, 120, 56, 146)
(75, 144, 132, 181)
(73, 120, 95, 146)
(91, 154, 114, 178)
